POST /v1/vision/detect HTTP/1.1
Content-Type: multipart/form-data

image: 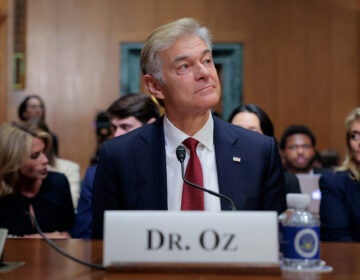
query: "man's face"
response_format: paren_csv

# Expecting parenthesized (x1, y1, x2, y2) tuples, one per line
(147, 34, 221, 119)
(110, 116, 143, 137)
(282, 134, 316, 173)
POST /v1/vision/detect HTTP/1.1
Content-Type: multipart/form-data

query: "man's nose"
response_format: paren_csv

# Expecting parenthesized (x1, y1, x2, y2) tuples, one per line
(194, 63, 210, 80)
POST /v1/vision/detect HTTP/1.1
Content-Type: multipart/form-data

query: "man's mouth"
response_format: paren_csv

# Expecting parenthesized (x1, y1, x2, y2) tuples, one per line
(194, 84, 215, 94)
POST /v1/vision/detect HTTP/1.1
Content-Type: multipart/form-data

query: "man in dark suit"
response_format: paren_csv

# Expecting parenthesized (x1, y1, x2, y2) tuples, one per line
(92, 18, 286, 239)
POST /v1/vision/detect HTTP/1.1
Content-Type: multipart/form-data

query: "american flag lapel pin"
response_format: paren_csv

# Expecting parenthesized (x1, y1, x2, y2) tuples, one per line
(232, 156, 241, 163)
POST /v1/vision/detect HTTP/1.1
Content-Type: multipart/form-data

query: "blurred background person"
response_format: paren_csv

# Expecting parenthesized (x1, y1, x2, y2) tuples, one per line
(29, 119, 81, 209)
(279, 124, 325, 215)
(279, 125, 324, 174)
(320, 107, 360, 242)
(319, 148, 340, 170)
(0, 122, 74, 238)
(71, 93, 161, 238)
(228, 104, 301, 194)
(18, 95, 59, 156)
(89, 111, 112, 166)
(107, 93, 161, 137)
(47, 153, 80, 210)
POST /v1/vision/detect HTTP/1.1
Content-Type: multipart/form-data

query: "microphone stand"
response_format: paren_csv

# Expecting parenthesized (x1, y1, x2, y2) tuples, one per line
(176, 145, 237, 211)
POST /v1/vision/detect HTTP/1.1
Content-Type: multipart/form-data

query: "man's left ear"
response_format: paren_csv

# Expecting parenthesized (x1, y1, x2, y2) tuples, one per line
(143, 75, 164, 101)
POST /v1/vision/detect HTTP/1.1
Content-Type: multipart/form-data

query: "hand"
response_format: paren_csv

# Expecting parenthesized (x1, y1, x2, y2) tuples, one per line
(24, 231, 71, 239)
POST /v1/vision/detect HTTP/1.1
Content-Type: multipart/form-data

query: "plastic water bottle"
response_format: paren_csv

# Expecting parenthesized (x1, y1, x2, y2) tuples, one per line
(280, 193, 320, 270)
(278, 195, 295, 258)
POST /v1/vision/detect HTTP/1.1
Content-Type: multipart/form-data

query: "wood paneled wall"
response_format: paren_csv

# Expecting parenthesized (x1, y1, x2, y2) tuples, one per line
(3, 0, 360, 176)
(0, 0, 8, 122)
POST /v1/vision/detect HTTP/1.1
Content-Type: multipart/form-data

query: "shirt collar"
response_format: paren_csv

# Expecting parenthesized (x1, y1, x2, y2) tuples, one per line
(164, 113, 214, 153)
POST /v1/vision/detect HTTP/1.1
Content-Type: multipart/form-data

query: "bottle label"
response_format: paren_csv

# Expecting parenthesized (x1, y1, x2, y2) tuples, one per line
(281, 226, 320, 260)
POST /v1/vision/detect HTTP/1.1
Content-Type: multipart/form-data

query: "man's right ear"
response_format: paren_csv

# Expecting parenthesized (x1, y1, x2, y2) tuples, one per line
(142, 75, 164, 100)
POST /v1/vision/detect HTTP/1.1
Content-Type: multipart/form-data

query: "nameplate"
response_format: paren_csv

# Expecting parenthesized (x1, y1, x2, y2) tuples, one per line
(103, 211, 279, 268)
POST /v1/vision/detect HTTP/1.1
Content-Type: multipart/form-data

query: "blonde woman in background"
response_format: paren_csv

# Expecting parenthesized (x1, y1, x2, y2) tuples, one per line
(320, 108, 360, 242)
(0, 122, 74, 238)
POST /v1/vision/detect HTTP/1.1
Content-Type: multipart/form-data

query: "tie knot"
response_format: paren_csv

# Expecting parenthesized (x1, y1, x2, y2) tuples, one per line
(183, 137, 199, 153)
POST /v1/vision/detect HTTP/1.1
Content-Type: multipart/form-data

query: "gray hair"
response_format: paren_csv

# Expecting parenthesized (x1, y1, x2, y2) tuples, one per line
(140, 18, 213, 84)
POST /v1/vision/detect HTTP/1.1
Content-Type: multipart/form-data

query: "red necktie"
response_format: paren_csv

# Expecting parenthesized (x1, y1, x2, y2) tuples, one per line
(181, 137, 204, 210)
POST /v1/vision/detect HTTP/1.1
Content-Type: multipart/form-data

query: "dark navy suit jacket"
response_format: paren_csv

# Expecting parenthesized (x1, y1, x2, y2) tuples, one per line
(92, 116, 286, 238)
(320, 170, 360, 242)
(71, 165, 97, 238)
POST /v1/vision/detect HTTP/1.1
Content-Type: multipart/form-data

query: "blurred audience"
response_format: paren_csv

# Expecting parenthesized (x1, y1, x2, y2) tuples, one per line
(228, 104, 301, 194)
(71, 93, 161, 238)
(89, 111, 112, 166)
(0, 122, 74, 238)
(320, 108, 360, 242)
(279, 125, 324, 174)
(320, 148, 340, 170)
(18, 95, 59, 156)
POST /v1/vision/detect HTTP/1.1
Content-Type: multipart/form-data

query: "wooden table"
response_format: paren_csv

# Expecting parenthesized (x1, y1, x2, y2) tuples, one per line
(0, 239, 359, 279)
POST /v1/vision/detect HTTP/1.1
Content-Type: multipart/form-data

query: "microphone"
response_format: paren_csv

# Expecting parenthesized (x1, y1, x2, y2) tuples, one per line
(25, 212, 104, 270)
(176, 145, 237, 211)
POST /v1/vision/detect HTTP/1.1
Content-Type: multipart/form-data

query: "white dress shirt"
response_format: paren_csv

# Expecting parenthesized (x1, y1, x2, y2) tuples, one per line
(49, 157, 81, 209)
(164, 113, 221, 211)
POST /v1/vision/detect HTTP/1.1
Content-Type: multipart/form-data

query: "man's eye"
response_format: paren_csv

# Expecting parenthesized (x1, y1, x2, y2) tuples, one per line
(204, 58, 213, 65)
(179, 64, 189, 70)
(120, 125, 131, 131)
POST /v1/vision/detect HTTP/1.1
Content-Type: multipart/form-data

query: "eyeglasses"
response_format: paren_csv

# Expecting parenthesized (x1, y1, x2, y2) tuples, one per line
(286, 144, 313, 151)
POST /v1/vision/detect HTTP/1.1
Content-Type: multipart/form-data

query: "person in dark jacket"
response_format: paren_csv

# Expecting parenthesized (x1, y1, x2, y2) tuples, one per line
(0, 122, 74, 238)
(320, 107, 360, 242)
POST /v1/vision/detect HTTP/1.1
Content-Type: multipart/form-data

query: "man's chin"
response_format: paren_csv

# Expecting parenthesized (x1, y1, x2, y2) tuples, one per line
(202, 92, 220, 106)
(293, 166, 312, 173)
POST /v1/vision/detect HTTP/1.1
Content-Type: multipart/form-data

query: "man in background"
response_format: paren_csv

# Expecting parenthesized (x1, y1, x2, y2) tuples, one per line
(279, 124, 325, 214)
(279, 124, 323, 174)
(71, 93, 160, 238)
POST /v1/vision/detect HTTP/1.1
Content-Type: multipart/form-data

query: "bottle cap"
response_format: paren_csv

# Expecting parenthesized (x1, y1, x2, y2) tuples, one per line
(286, 193, 311, 209)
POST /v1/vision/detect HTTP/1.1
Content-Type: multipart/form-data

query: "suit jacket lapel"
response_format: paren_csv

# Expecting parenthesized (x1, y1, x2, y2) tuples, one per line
(213, 117, 248, 210)
(133, 118, 168, 210)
